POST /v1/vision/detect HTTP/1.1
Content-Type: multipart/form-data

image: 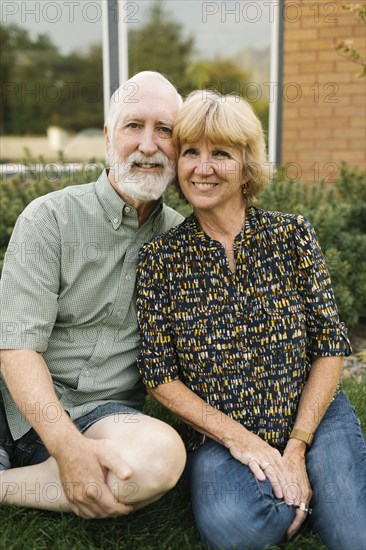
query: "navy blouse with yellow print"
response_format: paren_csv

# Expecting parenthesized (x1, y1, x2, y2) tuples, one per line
(136, 206, 351, 452)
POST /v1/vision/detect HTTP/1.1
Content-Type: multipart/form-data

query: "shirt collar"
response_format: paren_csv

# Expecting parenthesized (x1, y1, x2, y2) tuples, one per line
(189, 205, 259, 247)
(95, 169, 163, 230)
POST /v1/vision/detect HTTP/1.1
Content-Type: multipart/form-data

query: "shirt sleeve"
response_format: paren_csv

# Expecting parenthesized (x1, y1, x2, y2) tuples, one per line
(136, 242, 180, 388)
(293, 216, 351, 359)
(0, 213, 60, 352)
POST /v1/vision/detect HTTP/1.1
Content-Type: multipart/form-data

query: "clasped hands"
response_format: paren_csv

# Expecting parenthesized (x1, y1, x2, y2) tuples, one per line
(229, 432, 312, 539)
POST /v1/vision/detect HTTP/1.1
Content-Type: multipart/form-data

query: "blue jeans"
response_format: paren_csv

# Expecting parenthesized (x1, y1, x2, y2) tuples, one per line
(0, 395, 142, 467)
(186, 392, 366, 550)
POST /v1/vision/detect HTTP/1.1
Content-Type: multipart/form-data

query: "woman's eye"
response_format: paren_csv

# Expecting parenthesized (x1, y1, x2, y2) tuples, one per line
(213, 150, 230, 158)
(126, 122, 140, 130)
(181, 148, 198, 157)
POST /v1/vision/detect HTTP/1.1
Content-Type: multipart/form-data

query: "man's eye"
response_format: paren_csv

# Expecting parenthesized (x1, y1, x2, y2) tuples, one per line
(126, 122, 140, 129)
(158, 126, 173, 137)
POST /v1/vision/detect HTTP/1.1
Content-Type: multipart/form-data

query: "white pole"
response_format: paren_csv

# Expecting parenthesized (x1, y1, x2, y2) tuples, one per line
(268, 0, 281, 166)
(118, 0, 129, 84)
(102, 1, 129, 122)
(102, 0, 111, 123)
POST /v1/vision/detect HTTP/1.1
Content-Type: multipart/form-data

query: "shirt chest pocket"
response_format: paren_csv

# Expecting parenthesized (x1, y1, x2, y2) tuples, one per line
(249, 293, 306, 349)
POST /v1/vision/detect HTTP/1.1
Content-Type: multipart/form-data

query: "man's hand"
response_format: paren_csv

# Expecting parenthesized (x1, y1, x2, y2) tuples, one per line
(283, 441, 313, 539)
(55, 436, 134, 518)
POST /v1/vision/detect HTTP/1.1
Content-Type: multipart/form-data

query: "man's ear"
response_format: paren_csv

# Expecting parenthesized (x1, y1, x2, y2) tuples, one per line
(104, 125, 109, 147)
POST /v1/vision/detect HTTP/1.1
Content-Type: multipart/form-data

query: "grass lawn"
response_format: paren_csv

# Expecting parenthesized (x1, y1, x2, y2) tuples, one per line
(0, 377, 364, 550)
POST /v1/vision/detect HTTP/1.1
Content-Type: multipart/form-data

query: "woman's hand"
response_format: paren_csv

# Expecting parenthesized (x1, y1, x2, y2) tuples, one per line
(283, 440, 313, 539)
(228, 430, 298, 503)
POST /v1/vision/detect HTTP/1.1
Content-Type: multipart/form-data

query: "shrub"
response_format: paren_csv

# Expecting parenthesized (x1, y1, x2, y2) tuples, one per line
(258, 163, 366, 326)
(1, 157, 365, 326)
(0, 152, 105, 271)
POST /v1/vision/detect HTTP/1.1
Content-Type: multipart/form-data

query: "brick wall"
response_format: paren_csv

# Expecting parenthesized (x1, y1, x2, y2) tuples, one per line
(281, 0, 365, 183)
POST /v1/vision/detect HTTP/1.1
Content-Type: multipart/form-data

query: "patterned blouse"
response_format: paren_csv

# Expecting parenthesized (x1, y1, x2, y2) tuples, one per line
(136, 207, 351, 451)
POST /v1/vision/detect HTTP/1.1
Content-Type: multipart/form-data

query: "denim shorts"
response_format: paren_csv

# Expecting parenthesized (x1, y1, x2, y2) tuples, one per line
(0, 401, 143, 468)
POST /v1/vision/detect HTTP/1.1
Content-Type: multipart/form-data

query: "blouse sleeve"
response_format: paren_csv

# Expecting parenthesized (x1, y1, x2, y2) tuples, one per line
(293, 216, 351, 360)
(136, 242, 180, 388)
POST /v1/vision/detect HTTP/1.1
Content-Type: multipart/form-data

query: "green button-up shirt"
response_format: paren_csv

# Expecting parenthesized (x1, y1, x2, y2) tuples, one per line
(0, 170, 183, 440)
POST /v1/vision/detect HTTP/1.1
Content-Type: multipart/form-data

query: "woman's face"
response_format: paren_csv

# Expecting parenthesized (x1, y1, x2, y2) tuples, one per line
(178, 136, 246, 213)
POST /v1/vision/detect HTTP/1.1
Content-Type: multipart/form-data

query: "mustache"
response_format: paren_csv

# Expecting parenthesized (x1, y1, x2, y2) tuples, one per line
(122, 151, 172, 169)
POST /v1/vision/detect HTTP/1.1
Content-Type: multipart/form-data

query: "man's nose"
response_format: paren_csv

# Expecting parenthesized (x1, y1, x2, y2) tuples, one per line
(138, 129, 158, 156)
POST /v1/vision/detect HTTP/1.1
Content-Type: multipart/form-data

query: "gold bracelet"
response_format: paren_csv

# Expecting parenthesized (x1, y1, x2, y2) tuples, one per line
(289, 428, 314, 446)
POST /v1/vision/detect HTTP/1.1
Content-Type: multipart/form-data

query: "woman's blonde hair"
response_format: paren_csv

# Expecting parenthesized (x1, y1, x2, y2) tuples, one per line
(173, 90, 269, 204)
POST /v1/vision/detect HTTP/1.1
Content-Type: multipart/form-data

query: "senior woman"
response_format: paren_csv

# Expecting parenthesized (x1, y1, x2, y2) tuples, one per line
(136, 91, 365, 550)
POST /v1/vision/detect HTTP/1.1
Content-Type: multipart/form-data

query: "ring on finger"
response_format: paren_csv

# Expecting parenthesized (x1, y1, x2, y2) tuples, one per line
(248, 457, 256, 465)
(298, 502, 312, 515)
(261, 461, 271, 470)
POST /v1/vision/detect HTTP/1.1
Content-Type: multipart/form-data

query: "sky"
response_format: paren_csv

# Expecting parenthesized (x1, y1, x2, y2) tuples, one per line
(1, 0, 272, 58)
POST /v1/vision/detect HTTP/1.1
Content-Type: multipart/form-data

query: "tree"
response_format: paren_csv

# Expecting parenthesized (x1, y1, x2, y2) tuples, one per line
(187, 57, 250, 95)
(186, 57, 269, 135)
(0, 24, 58, 134)
(128, 0, 194, 94)
(0, 23, 104, 135)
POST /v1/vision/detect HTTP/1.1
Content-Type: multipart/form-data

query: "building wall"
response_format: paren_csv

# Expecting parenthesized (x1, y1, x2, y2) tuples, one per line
(281, 0, 365, 183)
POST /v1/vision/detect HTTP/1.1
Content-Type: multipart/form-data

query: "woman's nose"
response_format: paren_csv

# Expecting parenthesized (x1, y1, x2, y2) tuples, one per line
(194, 157, 217, 176)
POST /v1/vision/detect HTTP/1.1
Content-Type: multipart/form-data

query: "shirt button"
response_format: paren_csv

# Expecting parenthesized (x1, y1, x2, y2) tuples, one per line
(125, 274, 132, 281)
(113, 218, 118, 224)
(125, 206, 131, 213)
(116, 310, 122, 317)
(85, 370, 90, 377)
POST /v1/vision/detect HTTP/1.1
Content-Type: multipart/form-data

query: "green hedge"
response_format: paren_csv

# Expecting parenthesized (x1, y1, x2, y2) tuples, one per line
(257, 163, 366, 327)
(1, 157, 365, 326)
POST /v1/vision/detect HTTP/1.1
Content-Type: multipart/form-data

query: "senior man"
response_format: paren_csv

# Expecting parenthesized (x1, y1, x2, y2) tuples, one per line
(0, 71, 185, 518)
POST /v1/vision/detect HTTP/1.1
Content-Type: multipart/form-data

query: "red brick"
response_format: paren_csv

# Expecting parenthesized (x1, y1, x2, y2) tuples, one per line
(337, 128, 366, 138)
(284, 40, 302, 53)
(350, 117, 366, 127)
(285, 51, 318, 63)
(321, 71, 358, 82)
(285, 119, 316, 128)
(298, 105, 334, 117)
(318, 25, 354, 38)
(300, 128, 332, 139)
(285, 28, 319, 40)
(301, 62, 335, 73)
(301, 39, 334, 51)
(318, 50, 341, 61)
(284, 63, 301, 75)
(351, 95, 366, 106)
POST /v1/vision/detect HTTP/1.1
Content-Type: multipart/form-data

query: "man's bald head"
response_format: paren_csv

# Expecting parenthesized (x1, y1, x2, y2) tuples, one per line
(105, 71, 182, 141)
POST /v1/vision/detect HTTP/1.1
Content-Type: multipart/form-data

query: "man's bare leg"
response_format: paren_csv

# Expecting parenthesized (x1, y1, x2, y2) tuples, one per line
(0, 414, 186, 515)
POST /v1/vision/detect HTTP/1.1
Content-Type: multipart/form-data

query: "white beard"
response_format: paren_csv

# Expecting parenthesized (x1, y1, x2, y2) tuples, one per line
(109, 150, 176, 201)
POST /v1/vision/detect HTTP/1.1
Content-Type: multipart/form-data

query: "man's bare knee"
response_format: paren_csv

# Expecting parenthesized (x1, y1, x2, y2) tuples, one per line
(139, 421, 186, 491)
(105, 422, 186, 506)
